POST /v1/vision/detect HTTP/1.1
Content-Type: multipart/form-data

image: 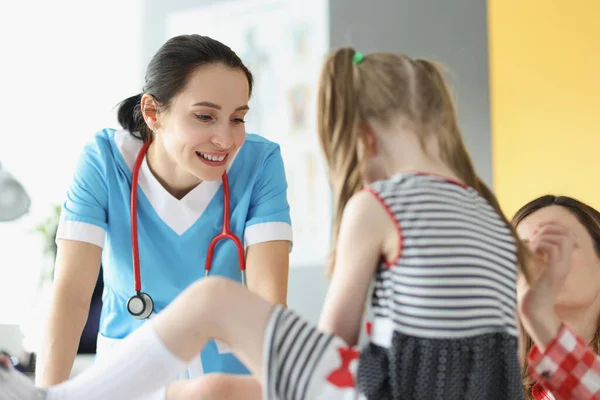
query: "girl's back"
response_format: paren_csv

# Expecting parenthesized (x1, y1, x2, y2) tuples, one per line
(359, 172, 521, 399)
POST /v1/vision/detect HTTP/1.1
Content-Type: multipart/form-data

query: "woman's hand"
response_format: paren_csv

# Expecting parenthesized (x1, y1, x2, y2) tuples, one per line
(517, 222, 574, 351)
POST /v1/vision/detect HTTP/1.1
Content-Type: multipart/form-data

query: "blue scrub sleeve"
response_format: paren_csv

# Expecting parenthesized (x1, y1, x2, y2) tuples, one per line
(244, 145, 293, 247)
(56, 137, 109, 247)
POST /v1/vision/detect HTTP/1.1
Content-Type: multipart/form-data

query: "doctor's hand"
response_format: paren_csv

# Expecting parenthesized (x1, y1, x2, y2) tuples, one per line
(517, 221, 574, 351)
(166, 374, 261, 400)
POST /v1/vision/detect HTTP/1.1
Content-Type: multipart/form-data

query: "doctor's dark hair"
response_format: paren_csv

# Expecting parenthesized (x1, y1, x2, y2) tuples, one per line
(117, 34, 253, 141)
(317, 47, 529, 281)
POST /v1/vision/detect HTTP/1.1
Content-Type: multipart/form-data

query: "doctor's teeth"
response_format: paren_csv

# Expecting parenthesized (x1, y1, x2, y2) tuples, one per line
(199, 152, 226, 162)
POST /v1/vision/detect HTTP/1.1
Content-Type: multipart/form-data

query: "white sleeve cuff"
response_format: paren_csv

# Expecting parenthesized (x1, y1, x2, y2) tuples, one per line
(244, 222, 293, 251)
(56, 220, 106, 248)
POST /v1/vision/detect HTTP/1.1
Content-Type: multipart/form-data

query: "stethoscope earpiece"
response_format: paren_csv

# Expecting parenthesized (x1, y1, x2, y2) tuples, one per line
(127, 292, 154, 320)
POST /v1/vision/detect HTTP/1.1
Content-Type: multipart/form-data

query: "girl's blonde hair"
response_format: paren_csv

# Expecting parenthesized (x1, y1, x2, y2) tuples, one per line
(316, 47, 528, 279)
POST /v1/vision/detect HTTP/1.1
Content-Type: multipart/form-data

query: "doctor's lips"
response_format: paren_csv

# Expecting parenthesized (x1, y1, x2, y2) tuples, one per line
(196, 151, 229, 167)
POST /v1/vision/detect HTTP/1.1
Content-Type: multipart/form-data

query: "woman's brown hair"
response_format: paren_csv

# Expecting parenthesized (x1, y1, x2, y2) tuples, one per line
(316, 47, 528, 278)
(512, 195, 600, 399)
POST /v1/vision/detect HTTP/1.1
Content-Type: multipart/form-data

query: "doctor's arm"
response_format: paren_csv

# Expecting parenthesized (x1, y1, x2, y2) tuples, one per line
(245, 240, 289, 306)
(37, 137, 108, 386)
(317, 190, 394, 346)
(36, 240, 102, 386)
(243, 145, 293, 307)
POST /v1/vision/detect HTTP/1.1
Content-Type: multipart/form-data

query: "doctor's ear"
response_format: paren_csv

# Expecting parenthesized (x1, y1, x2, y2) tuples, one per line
(140, 94, 161, 131)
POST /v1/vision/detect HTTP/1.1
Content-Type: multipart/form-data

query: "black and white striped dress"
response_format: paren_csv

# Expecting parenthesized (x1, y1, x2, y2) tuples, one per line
(262, 173, 523, 400)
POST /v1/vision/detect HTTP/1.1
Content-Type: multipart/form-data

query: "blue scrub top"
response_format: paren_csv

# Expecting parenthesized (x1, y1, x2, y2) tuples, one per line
(56, 128, 293, 375)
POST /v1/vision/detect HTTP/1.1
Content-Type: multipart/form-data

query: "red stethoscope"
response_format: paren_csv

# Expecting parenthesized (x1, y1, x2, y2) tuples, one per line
(126, 137, 246, 319)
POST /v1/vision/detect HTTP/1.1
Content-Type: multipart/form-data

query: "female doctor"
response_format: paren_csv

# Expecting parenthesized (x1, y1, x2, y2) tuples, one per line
(35, 34, 293, 399)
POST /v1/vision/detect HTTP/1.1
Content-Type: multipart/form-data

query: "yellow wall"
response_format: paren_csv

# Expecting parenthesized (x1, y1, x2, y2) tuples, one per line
(488, 0, 600, 217)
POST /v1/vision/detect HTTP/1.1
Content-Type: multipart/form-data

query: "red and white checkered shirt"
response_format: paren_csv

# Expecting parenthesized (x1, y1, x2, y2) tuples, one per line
(529, 324, 600, 399)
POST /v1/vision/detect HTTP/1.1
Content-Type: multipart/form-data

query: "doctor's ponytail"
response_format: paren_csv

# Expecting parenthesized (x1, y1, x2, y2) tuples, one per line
(117, 93, 147, 141)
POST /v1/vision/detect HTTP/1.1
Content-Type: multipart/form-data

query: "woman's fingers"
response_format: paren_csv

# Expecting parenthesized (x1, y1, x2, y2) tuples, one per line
(528, 223, 574, 266)
(530, 225, 570, 244)
(529, 239, 559, 265)
(532, 221, 570, 235)
(527, 235, 573, 295)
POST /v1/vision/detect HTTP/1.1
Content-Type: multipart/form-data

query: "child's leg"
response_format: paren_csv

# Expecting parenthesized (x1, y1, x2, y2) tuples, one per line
(5, 278, 360, 400)
(42, 277, 276, 400)
(166, 374, 261, 400)
(151, 276, 276, 377)
(155, 280, 365, 399)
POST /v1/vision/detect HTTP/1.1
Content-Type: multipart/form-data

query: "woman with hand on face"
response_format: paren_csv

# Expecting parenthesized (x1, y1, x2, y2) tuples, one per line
(514, 195, 600, 399)
(35, 34, 293, 400)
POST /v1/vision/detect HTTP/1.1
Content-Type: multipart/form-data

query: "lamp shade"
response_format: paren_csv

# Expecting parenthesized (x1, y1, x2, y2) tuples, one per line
(0, 163, 30, 222)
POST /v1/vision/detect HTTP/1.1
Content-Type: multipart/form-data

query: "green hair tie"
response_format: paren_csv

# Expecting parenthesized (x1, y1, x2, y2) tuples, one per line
(353, 52, 364, 65)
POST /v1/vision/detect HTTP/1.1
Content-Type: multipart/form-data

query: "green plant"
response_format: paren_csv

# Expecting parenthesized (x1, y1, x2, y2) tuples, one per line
(34, 204, 61, 282)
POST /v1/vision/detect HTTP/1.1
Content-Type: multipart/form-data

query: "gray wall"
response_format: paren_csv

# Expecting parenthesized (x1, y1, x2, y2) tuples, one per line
(329, 0, 492, 186)
(142, 0, 491, 325)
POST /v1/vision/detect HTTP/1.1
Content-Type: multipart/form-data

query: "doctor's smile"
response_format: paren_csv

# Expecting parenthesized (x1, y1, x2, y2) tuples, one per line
(195, 151, 230, 166)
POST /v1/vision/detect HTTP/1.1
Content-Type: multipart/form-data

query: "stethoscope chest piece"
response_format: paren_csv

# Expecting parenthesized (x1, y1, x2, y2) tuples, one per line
(127, 292, 154, 320)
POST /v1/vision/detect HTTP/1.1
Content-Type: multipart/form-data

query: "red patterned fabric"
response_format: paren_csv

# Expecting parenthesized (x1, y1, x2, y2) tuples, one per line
(529, 324, 600, 399)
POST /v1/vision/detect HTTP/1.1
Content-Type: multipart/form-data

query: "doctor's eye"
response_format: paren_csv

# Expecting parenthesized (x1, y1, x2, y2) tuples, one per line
(195, 114, 213, 122)
(232, 118, 246, 125)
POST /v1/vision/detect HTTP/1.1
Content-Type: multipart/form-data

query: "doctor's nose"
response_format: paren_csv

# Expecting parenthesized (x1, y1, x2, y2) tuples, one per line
(211, 126, 235, 149)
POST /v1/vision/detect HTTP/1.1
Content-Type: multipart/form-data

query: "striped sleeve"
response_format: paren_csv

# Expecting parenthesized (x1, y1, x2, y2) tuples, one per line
(262, 306, 362, 400)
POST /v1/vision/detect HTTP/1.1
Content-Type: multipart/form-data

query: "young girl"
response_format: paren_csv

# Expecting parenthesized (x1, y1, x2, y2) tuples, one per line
(0, 48, 526, 400)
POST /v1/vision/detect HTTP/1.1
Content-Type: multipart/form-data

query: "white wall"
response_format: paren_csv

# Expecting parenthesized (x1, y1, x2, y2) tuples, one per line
(165, 0, 332, 268)
(0, 0, 142, 325)
(143, 0, 333, 325)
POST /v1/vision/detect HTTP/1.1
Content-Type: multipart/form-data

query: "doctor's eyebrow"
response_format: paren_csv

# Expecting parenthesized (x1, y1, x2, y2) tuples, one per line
(192, 101, 250, 112)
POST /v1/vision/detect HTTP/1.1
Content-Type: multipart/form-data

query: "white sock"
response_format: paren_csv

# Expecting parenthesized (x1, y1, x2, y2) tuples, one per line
(0, 357, 47, 400)
(46, 321, 187, 400)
